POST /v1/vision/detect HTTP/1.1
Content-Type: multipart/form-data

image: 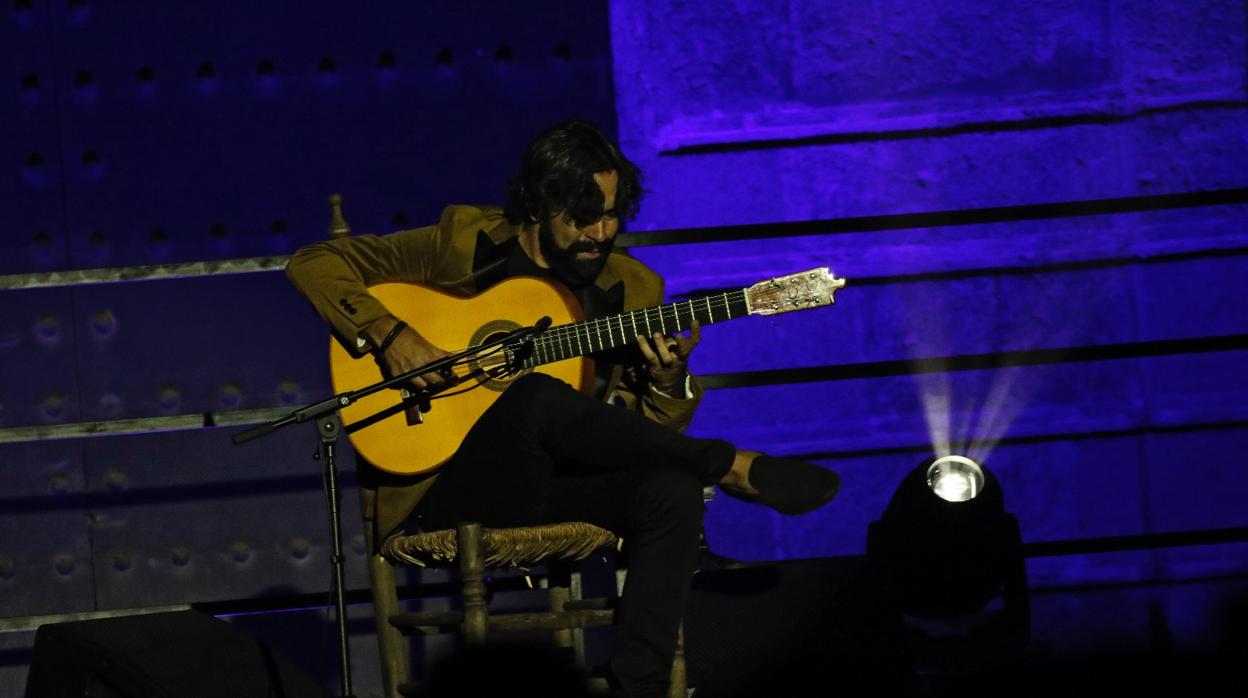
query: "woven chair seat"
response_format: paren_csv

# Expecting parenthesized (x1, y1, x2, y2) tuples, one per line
(382, 521, 618, 569)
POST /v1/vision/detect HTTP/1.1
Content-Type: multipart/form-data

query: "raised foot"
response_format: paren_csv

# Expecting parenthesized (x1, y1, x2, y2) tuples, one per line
(724, 454, 840, 516)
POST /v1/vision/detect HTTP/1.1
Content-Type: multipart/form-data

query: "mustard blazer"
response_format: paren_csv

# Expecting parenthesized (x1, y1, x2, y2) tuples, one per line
(286, 205, 704, 540)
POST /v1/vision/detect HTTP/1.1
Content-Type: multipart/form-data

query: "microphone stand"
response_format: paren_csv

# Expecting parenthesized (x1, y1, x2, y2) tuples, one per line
(231, 317, 550, 698)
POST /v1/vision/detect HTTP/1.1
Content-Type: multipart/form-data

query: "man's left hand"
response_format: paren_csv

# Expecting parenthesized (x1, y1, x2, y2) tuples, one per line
(636, 320, 700, 396)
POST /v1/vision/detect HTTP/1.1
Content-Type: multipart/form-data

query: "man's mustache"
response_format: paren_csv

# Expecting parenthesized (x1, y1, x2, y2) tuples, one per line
(566, 239, 613, 254)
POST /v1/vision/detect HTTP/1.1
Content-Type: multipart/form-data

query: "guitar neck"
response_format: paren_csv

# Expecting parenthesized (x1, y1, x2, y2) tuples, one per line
(520, 289, 750, 368)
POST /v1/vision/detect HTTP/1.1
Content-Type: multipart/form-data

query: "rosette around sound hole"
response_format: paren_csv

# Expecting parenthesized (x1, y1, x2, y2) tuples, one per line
(468, 319, 532, 392)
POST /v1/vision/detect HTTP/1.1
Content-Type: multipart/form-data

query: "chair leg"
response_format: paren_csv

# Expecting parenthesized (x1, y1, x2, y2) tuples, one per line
(548, 563, 574, 653)
(614, 558, 688, 697)
(367, 553, 408, 698)
(457, 522, 488, 645)
(668, 621, 687, 698)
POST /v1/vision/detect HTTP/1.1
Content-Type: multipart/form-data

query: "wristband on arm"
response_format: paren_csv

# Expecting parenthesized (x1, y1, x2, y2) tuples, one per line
(373, 320, 408, 357)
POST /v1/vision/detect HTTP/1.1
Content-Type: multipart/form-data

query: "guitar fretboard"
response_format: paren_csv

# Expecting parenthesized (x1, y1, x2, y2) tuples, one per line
(519, 289, 750, 368)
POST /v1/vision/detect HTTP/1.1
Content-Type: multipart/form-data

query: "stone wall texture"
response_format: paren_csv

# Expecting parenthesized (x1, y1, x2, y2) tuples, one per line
(612, 0, 1248, 659)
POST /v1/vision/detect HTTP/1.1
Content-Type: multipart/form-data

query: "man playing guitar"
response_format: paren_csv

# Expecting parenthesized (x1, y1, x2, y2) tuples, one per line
(285, 120, 840, 698)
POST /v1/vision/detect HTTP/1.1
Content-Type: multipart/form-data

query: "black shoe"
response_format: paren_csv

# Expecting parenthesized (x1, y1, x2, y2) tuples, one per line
(729, 455, 840, 516)
(694, 545, 750, 573)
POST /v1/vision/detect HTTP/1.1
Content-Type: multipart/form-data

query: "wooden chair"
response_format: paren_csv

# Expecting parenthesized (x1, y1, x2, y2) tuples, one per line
(368, 521, 687, 697)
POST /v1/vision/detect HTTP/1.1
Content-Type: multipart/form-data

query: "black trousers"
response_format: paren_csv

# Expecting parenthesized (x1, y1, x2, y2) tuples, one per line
(413, 373, 735, 698)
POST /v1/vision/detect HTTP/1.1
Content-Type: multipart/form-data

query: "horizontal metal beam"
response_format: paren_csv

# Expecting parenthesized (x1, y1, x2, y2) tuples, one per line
(1029, 570, 1248, 596)
(0, 604, 192, 634)
(1024, 526, 1248, 558)
(618, 187, 1248, 247)
(0, 256, 288, 291)
(4, 525, 1245, 634)
(699, 333, 1248, 390)
(809, 243, 1248, 289)
(4, 417, 1244, 514)
(0, 407, 292, 444)
(790, 418, 1248, 462)
(0, 573, 540, 634)
(2, 188, 1245, 290)
(2, 334, 1245, 444)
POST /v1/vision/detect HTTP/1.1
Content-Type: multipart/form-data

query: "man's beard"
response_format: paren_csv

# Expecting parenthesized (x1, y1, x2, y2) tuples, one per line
(537, 219, 614, 288)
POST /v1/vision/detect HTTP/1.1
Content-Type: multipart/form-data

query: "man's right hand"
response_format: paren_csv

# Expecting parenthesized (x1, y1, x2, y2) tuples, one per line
(365, 315, 452, 391)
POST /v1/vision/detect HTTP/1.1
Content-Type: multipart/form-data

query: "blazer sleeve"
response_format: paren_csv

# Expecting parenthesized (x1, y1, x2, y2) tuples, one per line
(614, 365, 705, 431)
(285, 221, 455, 356)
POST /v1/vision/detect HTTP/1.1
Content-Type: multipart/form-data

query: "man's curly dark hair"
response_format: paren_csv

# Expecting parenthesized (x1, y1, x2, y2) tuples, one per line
(504, 120, 643, 227)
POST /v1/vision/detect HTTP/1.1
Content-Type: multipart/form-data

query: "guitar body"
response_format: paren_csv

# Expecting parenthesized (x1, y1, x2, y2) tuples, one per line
(329, 277, 589, 475)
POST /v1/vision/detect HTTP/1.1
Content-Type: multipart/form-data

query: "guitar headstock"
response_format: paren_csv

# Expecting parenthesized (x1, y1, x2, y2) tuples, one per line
(745, 267, 846, 316)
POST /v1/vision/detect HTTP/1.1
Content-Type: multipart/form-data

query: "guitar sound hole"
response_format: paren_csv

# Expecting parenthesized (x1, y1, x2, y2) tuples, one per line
(468, 321, 530, 392)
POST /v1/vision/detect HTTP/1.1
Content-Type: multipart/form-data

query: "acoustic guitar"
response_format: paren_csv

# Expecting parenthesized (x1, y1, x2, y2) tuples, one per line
(329, 268, 846, 475)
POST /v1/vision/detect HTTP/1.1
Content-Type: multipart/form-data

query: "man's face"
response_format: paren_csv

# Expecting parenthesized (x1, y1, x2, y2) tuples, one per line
(538, 170, 621, 287)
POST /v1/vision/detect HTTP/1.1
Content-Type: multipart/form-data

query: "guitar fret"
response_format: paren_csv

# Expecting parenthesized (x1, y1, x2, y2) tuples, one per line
(510, 277, 816, 366)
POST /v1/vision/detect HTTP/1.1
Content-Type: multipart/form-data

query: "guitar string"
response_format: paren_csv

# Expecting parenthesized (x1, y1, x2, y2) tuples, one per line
(543, 294, 745, 340)
(380, 294, 750, 402)
(434, 279, 818, 364)
(534, 294, 748, 357)
(402, 293, 750, 379)
(534, 295, 746, 362)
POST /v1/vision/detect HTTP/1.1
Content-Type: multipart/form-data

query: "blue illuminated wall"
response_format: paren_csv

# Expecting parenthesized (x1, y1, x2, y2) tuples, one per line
(611, 0, 1248, 663)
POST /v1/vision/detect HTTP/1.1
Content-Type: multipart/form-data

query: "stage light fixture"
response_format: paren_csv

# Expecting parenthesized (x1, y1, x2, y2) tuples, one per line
(867, 455, 1026, 622)
(927, 454, 984, 503)
(867, 455, 1030, 693)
